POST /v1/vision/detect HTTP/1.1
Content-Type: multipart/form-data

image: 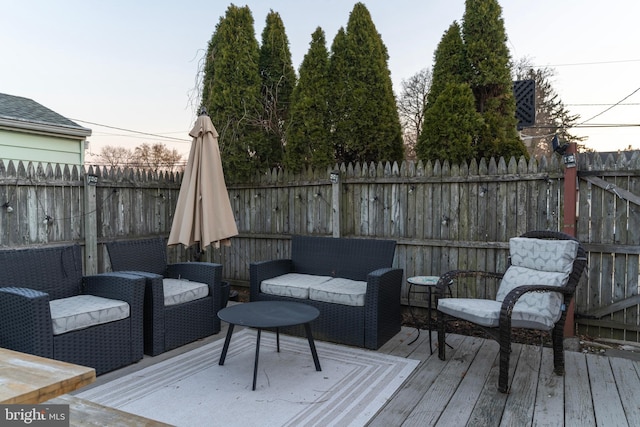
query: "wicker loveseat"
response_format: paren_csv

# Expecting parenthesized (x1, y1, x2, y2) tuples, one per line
(106, 238, 225, 356)
(0, 244, 145, 375)
(250, 235, 403, 350)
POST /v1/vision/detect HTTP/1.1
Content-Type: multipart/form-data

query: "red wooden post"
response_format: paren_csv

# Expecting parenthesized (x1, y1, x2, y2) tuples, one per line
(562, 142, 578, 336)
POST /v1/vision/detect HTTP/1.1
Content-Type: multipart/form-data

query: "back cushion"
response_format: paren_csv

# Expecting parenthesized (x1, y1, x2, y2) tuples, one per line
(496, 238, 580, 318)
(291, 236, 395, 281)
(508, 237, 579, 273)
(106, 238, 168, 276)
(0, 245, 83, 300)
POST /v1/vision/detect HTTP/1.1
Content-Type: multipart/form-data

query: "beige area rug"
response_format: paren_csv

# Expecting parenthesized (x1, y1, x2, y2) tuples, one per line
(76, 329, 419, 427)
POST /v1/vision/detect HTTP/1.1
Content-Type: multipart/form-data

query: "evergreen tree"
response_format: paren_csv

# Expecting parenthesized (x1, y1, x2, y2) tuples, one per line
(259, 10, 297, 170)
(329, 3, 404, 164)
(426, 22, 467, 112)
(417, 83, 482, 164)
(284, 27, 332, 172)
(201, 5, 262, 181)
(418, 21, 469, 162)
(327, 27, 351, 164)
(462, 0, 527, 160)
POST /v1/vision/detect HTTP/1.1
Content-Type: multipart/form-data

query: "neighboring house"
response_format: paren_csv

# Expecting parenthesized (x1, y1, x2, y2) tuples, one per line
(0, 93, 91, 166)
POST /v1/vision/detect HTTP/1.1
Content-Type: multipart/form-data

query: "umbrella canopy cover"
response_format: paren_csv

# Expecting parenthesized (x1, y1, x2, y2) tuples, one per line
(168, 114, 238, 249)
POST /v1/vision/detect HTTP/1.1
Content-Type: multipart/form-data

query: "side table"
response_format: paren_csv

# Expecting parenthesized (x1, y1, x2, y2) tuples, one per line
(407, 276, 452, 352)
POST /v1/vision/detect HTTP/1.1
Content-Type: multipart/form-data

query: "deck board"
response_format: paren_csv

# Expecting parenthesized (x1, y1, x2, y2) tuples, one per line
(436, 338, 497, 426)
(609, 357, 640, 425)
(501, 344, 541, 426)
(564, 350, 596, 427)
(532, 347, 565, 426)
(587, 353, 629, 427)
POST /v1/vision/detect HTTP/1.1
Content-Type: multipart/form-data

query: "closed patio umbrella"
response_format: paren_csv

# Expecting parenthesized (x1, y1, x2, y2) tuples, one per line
(168, 111, 238, 251)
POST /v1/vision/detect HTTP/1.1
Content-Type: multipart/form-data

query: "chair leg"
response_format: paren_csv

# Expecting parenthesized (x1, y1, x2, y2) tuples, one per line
(552, 325, 565, 375)
(437, 311, 446, 360)
(498, 330, 511, 393)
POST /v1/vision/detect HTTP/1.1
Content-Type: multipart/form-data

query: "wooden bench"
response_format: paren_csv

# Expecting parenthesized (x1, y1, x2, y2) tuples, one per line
(47, 395, 173, 426)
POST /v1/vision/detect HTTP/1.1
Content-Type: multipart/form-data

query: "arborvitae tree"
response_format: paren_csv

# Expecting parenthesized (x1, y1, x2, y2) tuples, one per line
(462, 0, 527, 160)
(330, 2, 404, 164)
(284, 27, 332, 172)
(426, 22, 467, 112)
(259, 10, 297, 169)
(327, 27, 351, 164)
(201, 5, 262, 181)
(418, 21, 469, 162)
(417, 83, 482, 164)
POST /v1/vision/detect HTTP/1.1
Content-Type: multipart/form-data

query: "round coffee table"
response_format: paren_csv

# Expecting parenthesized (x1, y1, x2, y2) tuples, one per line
(217, 301, 322, 390)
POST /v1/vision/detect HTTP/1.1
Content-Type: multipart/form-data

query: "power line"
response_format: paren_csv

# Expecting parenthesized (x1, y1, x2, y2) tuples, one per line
(533, 58, 640, 68)
(578, 87, 640, 126)
(70, 118, 191, 143)
(567, 103, 640, 107)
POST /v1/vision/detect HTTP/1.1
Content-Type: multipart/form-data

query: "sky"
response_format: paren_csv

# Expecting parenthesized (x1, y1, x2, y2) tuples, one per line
(2, 0, 639, 162)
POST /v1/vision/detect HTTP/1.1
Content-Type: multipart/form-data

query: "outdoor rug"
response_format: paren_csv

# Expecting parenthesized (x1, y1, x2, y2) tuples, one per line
(76, 329, 419, 427)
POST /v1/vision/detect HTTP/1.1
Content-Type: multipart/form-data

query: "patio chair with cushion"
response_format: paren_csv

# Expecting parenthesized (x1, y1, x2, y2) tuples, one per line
(0, 244, 145, 375)
(436, 230, 587, 393)
(105, 238, 225, 356)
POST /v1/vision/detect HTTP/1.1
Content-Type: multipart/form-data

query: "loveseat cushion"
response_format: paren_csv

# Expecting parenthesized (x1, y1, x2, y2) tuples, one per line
(162, 278, 209, 306)
(49, 295, 130, 335)
(308, 278, 368, 306)
(260, 273, 332, 299)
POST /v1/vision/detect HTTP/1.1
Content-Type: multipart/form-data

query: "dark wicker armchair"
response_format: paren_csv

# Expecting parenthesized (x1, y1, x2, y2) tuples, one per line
(105, 238, 224, 356)
(0, 245, 145, 375)
(436, 230, 587, 393)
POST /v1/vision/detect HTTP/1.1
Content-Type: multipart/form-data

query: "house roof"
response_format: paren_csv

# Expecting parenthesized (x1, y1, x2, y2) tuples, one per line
(0, 93, 91, 138)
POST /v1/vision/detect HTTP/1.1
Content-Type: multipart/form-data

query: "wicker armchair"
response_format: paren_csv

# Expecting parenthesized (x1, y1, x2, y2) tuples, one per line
(105, 238, 224, 356)
(0, 245, 145, 375)
(250, 235, 403, 349)
(436, 230, 587, 393)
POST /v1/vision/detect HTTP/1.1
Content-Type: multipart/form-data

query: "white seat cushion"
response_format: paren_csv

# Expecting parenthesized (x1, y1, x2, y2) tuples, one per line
(49, 295, 130, 335)
(260, 273, 332, 299)
(162, 278, 209, 306)
(309, 278, 367, 306)
(437, 298, 560, 330)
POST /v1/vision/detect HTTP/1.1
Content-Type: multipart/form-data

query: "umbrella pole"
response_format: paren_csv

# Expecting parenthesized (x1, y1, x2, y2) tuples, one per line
(194, 242, 203, 262)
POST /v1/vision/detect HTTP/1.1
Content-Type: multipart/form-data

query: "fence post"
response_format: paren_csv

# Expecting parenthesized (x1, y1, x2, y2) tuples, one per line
(84, 174, 98, 274)
(562, 142, 578, 336)
(330, 170, 341, 237)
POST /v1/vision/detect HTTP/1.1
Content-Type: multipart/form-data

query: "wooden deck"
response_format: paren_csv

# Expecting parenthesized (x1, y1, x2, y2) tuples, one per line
(371, 327, 640, 427)
(83, 323, 640, 427)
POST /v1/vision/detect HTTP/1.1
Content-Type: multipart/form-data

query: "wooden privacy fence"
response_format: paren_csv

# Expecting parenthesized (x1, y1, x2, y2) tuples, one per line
(0, 152, 638, 342)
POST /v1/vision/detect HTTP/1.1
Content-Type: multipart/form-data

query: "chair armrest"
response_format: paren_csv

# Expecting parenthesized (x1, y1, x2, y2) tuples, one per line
(167, 262, 224, 311)
(167, 262, 222, 286)
(0, 287, 54, 358)
(83, 273, 146, 308)
(435, 270, 503, 297)
(365, 268, 404, 301)
(249, 259, 293, 300)
(499, 284, 574, 326)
